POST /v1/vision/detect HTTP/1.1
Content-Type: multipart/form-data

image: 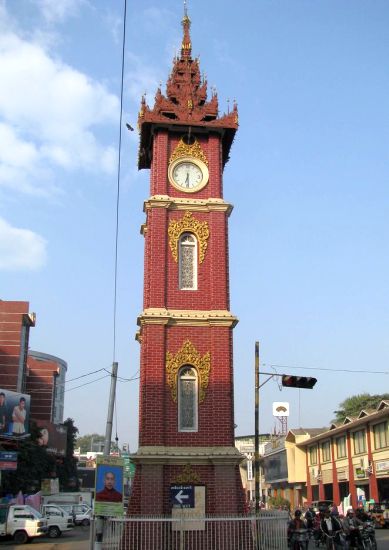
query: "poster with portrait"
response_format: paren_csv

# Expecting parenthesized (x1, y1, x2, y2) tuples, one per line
(94, 455, 124, 516)
(0, 388, 30, 438)
(35, 420, 67, 456)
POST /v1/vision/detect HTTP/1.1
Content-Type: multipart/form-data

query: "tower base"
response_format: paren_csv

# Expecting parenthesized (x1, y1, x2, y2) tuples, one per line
(128, 446, 245, 516)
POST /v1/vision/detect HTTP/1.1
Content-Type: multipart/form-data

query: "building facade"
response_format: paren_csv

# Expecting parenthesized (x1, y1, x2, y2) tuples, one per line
(0, 300, 35, 392)
(0, 300, 67, 425)
(129, 11, 244, 516)
(300, 400, 389, 507)
(27, 350, 67, 424)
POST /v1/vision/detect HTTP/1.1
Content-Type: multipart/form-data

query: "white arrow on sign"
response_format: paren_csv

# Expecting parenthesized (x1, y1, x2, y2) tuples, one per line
(175, 490, 190, 505)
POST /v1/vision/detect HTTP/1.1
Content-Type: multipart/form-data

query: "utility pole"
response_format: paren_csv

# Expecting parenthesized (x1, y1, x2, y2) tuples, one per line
(253, 344, 318, 517)
(104, 362, 118, 456)
(254, 341, 260, 513)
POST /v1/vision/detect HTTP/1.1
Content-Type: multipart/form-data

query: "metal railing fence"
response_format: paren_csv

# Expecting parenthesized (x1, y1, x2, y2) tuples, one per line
(97, 510, 288, 550)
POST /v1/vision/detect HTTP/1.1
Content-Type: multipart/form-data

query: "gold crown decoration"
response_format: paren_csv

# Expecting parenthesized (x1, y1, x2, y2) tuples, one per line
(166, 339, 211, 403)
(174, 464, 201, 484)
(168, 211, 209, 264)
(169, 138, 208, 165)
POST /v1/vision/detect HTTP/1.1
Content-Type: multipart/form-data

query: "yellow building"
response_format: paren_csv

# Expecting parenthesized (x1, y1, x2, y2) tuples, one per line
(262, 429, 325, 508)
(298, 400, 389, 508)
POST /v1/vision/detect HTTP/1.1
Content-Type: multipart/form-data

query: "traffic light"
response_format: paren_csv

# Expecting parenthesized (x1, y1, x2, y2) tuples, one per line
(281, 375, 317, 389)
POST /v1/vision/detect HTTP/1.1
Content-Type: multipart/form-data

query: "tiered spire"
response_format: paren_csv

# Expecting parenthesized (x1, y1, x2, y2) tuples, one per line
(137, 6, 238, 168)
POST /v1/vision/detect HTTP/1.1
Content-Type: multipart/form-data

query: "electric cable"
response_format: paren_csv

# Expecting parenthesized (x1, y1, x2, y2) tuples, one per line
(65, 374, 111, 393)
(262, 363, 389, 375)
(112, 0, 127, 364)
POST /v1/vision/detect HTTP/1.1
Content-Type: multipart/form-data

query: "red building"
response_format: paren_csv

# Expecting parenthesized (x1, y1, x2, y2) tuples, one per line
(0, 300, 35, 392)
(129, 12, 244, 516)
(27, 351, 67, 424)
(0, 300, 66, 424)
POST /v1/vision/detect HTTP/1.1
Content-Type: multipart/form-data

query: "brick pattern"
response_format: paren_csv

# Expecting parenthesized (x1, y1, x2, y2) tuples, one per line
(27, 356, 57, 422)
(132, 126, 244, 516)
(0, 301, 30, 391)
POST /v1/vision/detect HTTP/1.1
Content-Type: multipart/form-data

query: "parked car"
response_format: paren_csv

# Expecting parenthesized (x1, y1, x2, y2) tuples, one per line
(57, 503, 91, 526)
(0, 504, 47, 544)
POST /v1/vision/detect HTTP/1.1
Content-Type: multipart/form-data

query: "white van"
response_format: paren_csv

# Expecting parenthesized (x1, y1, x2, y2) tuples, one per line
(57, 503, 91, 525)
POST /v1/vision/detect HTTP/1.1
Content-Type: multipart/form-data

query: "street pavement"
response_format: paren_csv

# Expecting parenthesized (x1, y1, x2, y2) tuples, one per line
(0, 524, 90, 549)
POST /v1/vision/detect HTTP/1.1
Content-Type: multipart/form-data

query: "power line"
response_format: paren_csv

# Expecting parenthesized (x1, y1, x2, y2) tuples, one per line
(65, 374, 111, 393)
(66, 368, 106, 384)
(112, 0, 128, 364)
(263, 363, 389, 376)
(103, 368, 139, 382)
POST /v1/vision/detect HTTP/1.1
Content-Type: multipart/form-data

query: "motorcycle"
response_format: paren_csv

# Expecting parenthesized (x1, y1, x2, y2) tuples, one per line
(359, 522, 377, 550)
(289, 527, 309, 549)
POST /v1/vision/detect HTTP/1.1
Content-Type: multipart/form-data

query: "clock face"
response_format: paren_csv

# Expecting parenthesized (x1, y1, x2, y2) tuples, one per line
(168, 157, 209, 193)
(172, 161, 203, 189)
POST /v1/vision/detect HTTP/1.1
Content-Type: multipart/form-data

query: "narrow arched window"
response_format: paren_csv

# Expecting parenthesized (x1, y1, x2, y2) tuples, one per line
(178, 366, 198, 432)
(179, 233, 197, 290)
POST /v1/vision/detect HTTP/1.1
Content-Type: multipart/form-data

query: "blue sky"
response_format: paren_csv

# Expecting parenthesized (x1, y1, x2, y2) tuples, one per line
(1, 0, 388, 451)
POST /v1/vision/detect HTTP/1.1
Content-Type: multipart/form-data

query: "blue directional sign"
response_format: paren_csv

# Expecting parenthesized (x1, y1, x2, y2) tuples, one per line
(170, 485, 194, 508)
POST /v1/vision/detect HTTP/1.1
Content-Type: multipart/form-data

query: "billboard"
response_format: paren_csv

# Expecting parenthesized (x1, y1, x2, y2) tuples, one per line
(35, 420, 67, 456)
(0, 388, 31, 438)
(272, 402, 290, 417)
(95, 455, 124, 517)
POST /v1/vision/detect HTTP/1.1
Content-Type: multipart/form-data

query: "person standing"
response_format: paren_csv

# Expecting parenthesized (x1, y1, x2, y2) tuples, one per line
(0, 393, 7, 433)
(12, 397, 26, 435)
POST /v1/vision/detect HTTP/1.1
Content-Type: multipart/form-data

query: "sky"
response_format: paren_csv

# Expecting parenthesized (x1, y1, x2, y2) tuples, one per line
(1, 0, 389, 452)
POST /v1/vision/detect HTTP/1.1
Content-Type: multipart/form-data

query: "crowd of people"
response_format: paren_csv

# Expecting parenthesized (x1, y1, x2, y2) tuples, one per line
(287, 503, 376, 549)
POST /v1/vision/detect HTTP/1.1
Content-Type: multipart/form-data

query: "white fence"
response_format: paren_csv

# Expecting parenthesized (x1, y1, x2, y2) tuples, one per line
(96, 510, 289, 550)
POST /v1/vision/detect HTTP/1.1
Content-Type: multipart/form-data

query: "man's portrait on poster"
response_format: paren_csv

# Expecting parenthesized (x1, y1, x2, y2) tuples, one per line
(95, 468, 123, 503)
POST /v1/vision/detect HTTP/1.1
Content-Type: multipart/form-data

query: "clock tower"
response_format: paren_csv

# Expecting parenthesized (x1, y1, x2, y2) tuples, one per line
(129, 11, 244, 516)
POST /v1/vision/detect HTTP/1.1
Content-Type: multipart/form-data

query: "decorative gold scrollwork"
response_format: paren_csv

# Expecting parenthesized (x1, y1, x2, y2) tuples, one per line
(173, 464, 201, 484)
(169, 138, 208, 165)
(168, 211, 209, 264)
(166, 340, 211, 403)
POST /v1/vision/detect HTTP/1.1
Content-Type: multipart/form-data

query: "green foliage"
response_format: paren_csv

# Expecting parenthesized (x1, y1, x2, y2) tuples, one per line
(333, 393, 389, 423)
(76, 433, 105, 453)
(267, 495, 291, 510)
(56, 418, 80, 491)
(1, 421, 56, 495)
(76, 433, 119, 453)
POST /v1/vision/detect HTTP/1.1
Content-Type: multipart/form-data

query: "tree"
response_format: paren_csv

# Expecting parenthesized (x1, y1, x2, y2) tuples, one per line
(1, 421, 56, 495)
(333, 393, 389, 423)
(76, 433, 105, 453)
(76, 433, 119, 453)
(56, 418, 80, 491)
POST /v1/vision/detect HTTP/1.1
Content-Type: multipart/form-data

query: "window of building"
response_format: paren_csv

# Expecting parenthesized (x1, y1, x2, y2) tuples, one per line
(322, 440, 331, 462)
(336, 436, 347, 458)
(179, 233, 197, 290)
(178, 366, 198, 432)
(353, 429, 366, 455)
(309, 446, 317, 465)
(373, 422, 388, 450)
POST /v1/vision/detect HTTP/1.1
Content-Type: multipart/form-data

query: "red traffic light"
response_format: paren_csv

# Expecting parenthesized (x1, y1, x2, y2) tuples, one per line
(281, 375, 317, 389)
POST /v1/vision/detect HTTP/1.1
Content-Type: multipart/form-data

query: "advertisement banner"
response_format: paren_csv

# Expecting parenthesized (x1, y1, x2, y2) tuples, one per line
(0, 389, 30, 438)
(35, 420, 67, 456)
(95, 455, 124, 517)
(0, 451, 18, 470)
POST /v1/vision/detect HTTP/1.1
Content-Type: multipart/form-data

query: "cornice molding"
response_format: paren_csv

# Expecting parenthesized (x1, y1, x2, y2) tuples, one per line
(131, 446, 244, 466)
(137, 308, 238, 328)
(144, 195, 233, 215)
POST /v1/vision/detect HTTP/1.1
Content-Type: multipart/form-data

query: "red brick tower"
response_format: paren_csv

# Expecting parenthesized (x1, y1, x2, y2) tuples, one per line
(130, 12, 244, 516)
